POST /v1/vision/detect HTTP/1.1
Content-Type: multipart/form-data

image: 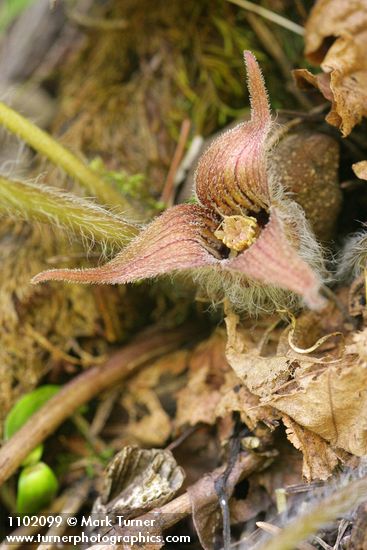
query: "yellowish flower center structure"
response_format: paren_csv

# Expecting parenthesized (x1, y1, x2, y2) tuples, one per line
(214, 215, 260, 253)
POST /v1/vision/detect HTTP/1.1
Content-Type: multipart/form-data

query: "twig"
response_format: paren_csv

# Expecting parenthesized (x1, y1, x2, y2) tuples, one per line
(25, 325, 106, 367)
(161, 119, 191, 205)
(226, 0, 304, 35)
(148, 452, 265, 522)
(214, 419, 244, 550)
(66, 10, 128, 30)
(244, 13, 311, 109)
(166, 425, 199, 451)
(90, 389, 120, 437)
(0, 324, 201, 486)
(71, 413, 107, 454)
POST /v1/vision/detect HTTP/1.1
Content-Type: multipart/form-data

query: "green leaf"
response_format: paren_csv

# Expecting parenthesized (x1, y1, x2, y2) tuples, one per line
(16, 462, 59, 514)
(21, 445, 44, 468)
(4, 385, 60, 466)
(5, 385, 60, 439)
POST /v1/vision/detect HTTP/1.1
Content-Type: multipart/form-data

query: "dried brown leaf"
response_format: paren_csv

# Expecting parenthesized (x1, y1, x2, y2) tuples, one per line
(295, 0, 367, 135)
(230, 483, 271, 524)
(283, 415, 339, 481)
(224, 309, 366, 477)
(175, 331, 277, 430)
(122, 390, 171, 447)
(267, 357, 367, 456)
(304, 0, 367, 64)
(225, 312, 292, 397)
(216, 381, 277, 432)
(353, 160, 367, 180)
(175, 332, 229, 427)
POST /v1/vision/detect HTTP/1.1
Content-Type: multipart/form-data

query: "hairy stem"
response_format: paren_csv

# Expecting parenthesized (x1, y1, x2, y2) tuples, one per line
(257, 475, 367, 550)
(0, 176, 138, 247)
(0, 101, 127, 208)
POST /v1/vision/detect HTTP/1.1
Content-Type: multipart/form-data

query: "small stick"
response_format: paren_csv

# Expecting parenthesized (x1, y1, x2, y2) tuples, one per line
(245, 13, 311, 109)
(166, 425, 199, 451)
(0, 324, 200, 487)
(215, 421, 243, 550)
(66, 10, 128, 30)
(226, 0, 304, 35)
(25, 324, 106, 367)
(90, 389, 120, 437)
(161, 119, 191, 205)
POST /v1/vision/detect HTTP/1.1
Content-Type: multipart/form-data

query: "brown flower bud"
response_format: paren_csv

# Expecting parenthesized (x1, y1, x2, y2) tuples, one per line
(271, 130, 341, 242)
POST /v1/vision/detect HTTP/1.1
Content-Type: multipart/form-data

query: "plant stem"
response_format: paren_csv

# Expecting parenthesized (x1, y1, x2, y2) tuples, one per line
(0, 323, 202, 486)
(226, 0, 304, 35)
(0, 176, 137, 247)
(0, 101, 127, 208)
(256, 475, 367, 550)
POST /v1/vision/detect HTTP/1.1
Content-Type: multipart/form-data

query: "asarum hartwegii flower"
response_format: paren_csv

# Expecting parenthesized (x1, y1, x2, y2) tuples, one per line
(32, 51, 326, 313)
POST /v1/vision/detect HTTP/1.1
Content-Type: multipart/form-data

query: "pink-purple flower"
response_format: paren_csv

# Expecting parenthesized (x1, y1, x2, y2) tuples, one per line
(32, 52, 325, 311)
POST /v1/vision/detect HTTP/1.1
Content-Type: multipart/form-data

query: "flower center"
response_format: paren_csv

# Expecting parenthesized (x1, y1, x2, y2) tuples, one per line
(214, 215, 260, 253)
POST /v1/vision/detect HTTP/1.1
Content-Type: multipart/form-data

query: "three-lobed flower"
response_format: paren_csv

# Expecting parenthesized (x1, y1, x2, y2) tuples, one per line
(32, 52, 325, 313)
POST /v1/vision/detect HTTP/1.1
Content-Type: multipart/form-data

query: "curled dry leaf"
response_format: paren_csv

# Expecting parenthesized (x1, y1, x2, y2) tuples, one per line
(283, 415, 339, 481)
(225, 312, 294, 397)
(352, 160, 367, 180)
(230, 483, 271, 525)
(294, 0, 367, 136)
(225, 309, 367, 478)
(267, 355, 367, 457)
(121, 390, 172, 447)
(175, 332, 230, 427)
(175, 330, 278, 431)
(92, 446, 184, 521)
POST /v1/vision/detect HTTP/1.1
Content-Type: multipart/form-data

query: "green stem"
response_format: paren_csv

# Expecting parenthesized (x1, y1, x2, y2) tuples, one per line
(0, 176, 138, 247)
(0, 101, 127, 208)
